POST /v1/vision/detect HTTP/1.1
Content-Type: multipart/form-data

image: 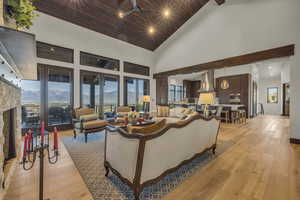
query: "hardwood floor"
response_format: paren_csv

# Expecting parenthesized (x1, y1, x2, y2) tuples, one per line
(4, 115, 300, 200)
(3, 132, 93, 200)
(162, 115, 300, 200)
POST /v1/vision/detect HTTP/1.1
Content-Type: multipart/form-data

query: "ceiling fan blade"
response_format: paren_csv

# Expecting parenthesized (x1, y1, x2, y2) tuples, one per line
(124, 9, 135, 17)
(131, 0, 137, 8)
(118, 0, 126, 6)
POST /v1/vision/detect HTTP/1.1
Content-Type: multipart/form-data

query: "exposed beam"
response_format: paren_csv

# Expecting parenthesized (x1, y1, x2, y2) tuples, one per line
(153, 44, 295, 78)
(215, 0, 226, 6)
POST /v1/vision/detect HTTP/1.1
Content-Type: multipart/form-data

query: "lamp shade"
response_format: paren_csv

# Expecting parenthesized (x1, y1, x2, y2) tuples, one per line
(198, 93, 215, 105)
(143, 96, 151, 103)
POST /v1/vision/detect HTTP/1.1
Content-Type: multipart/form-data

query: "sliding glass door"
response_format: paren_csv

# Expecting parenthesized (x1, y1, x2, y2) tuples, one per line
(80, 70, 119, 117)
(124, 77, 150, 111)
(47, 68, 73, 126)
(103, 75, 119, 115)
(21, 78, 41, 129)
(80, 71, 101, 108)
(21, 64, 74, 131)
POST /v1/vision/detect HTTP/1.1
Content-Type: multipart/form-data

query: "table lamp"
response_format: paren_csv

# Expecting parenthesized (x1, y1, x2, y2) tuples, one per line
(142, 95, 151, 113)
(198, 92, 215, 117)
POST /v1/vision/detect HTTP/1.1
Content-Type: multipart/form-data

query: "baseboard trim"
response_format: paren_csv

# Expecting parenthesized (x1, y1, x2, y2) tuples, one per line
(290, 138, 300, 144)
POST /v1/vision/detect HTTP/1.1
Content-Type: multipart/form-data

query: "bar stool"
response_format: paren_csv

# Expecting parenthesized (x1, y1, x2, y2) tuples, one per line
(220, 107, 230, 123)
(231, 110, 240, 123)
(238, 107, 247, 124)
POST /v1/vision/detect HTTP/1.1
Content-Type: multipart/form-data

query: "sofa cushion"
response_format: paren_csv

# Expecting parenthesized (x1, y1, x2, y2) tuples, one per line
(80, 114, 98, 122)
(157, 106, 170, 117)
(117, 112, 129, 118)
(117, 106, 131, 113)
(128, 119, 166, 134)
(75, 108, 94, 118)
(83, 120, 108, 129)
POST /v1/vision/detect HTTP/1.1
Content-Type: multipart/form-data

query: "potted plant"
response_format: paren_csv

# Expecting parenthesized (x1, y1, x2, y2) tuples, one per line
(4, 0, 38, 30)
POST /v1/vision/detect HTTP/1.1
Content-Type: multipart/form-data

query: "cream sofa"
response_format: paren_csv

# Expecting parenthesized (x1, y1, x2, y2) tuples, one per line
(104, 113, 220, 200)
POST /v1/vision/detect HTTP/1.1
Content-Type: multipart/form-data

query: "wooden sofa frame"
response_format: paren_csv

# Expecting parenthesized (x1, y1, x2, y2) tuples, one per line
(104, 114, 220, 200)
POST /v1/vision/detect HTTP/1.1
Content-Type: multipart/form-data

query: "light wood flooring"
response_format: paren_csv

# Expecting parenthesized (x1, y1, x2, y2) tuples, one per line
(4, 115, 300, 200)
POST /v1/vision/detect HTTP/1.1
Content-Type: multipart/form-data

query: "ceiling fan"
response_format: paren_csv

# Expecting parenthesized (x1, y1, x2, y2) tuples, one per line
(118, 0, 142, 18)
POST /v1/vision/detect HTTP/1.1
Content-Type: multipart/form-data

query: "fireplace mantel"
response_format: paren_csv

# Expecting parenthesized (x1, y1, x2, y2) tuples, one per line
(0, 77, 21, 199)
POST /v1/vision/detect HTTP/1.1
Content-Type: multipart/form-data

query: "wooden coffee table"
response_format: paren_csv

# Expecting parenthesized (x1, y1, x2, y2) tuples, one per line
(108, 120, 156, 131)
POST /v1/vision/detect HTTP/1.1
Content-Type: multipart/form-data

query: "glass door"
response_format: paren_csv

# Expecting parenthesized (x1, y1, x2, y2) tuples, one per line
(21, 77, 41, 130)
(80, 71, 119, 118)
(80, 71, 101, 108)
(103, 75, 119, 118)
(47, 68, 73, 127)
(21, 64, 74, 131)
(124, 77, 150, 111)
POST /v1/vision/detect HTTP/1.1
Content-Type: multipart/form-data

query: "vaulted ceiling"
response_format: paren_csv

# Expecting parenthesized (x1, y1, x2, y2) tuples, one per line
(35, 0, 224, 51)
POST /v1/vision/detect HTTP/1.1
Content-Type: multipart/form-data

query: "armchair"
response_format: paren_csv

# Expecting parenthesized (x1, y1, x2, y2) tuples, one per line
(73, 108, 108, 143)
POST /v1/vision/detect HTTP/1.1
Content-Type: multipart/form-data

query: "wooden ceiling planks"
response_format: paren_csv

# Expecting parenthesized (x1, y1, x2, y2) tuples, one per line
(34, 0, 211, 51)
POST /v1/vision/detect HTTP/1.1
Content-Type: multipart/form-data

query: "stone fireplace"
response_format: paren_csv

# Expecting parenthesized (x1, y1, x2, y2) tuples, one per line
(0, 77, 21, 198)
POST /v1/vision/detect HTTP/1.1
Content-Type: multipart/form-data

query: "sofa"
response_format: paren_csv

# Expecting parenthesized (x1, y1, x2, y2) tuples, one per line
(153, 106, 197, 123)
(104, 113, 220, 200)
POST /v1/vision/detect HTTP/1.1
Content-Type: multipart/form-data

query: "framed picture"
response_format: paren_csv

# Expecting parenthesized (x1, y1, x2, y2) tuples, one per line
(267, 87, 279, 104)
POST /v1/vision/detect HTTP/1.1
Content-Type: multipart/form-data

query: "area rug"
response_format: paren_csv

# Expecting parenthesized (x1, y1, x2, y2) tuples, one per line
(62, 132, 234, 200)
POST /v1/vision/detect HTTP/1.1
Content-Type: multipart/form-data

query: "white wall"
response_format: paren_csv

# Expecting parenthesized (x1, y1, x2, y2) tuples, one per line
(154, 0, 300, 139)
(27, 12, 156, 108)
(281, 62, 290, 84)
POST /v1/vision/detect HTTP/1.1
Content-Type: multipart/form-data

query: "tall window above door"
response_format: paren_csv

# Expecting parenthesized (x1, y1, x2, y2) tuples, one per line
(124, 62, 150, 76)
(80, 51, 120, 71)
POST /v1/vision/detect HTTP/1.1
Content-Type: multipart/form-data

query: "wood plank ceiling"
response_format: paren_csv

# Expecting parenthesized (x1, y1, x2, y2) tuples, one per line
(34, 0, 223, 51)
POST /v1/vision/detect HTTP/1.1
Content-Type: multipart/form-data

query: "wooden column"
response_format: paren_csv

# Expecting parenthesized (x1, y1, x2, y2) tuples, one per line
(155, 76, 168, 105)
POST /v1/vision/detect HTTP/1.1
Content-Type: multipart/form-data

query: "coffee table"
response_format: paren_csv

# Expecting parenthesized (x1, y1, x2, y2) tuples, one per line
(108, 120, 156, 131)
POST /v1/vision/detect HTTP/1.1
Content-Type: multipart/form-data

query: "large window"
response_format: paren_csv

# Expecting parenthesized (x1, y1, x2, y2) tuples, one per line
(124, 77, 150, 111)
(168, 85, 183, 102)
(81, 72, 101, 108)
(267, 87, 279, 104)
(47, 69, 73, 126)
(103, 76, 119, 113)
(21, 79, 41, 129)
(21, 64, 74, 130)
(80, 71, 119, 117)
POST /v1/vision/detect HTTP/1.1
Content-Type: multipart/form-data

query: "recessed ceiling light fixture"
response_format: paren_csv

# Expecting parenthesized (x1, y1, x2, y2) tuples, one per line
(163, 8, 171, 18)
(118, 11, 124, 19)
(148, 26, 155, 35)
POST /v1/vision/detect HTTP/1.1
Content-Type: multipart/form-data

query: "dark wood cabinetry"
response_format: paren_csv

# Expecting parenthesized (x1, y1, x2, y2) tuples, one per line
(216, 74, 251, 117)
(183, 80, 201, 99)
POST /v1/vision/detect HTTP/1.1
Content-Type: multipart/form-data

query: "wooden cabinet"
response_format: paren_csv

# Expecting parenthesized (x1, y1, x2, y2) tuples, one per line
(216, 74, 251, 117)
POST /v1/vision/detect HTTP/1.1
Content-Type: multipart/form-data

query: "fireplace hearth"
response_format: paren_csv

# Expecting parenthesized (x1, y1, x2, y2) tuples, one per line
(2, 108, 16, 167)
(0, 77, 22, 198)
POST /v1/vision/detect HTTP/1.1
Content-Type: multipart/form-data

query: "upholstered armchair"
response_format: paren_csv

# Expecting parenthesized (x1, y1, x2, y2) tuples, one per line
(73, 108, 108, 143)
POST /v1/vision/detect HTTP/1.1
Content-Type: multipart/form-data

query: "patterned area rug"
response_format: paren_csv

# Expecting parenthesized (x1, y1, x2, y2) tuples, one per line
(62, 132, 234, 200)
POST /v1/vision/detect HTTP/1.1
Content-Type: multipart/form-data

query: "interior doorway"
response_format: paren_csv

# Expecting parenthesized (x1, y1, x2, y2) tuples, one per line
(252, 81, 258, 117)
(282, 83, 290, 116)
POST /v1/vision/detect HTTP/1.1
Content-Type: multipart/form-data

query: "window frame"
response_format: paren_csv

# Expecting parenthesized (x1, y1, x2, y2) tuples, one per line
(267, 87, 279, 104)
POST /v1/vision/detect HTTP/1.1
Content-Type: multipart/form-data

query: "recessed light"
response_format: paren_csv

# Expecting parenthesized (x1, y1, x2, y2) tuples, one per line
(163, 8, 171, 18)
(148, 26, 155, 34)
(118, 11, 124, 19)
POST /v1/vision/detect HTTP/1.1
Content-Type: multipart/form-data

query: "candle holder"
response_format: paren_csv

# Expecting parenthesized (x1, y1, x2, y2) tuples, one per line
(21, 124, 59, 200)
